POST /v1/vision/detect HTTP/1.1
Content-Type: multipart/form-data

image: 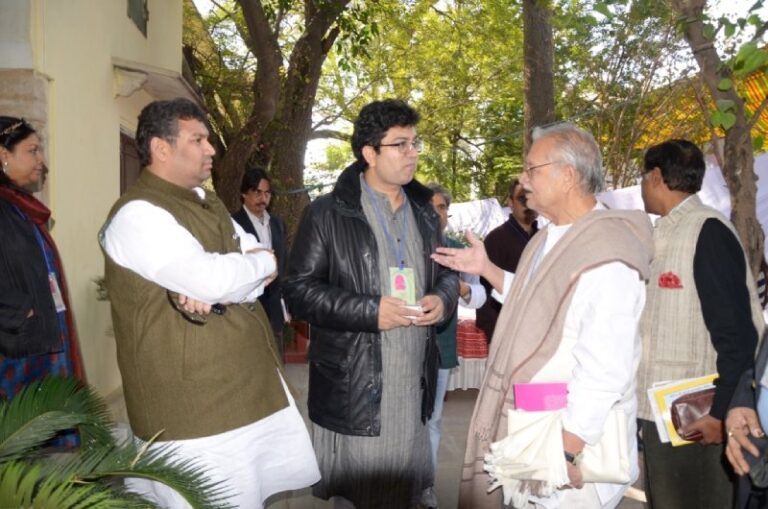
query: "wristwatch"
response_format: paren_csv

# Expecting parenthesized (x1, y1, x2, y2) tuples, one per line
(564, 450, 582, 465)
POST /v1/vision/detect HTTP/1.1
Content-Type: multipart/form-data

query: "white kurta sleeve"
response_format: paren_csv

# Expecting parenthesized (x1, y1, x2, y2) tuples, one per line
(491, 270, 515, 303)
(459, 272, 487, 309)
(102, 200, 276, 304)
(561, 261, 645, 445)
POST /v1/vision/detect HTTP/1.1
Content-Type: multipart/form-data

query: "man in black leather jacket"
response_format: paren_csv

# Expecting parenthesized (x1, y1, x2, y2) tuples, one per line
(284, 99, 458, 509)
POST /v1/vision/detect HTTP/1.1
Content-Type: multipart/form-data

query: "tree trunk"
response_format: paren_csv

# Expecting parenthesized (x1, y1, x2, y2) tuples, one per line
(208, 0, 350, 246)
(670, 0, 764, 275)
(523, 0, 555, 155)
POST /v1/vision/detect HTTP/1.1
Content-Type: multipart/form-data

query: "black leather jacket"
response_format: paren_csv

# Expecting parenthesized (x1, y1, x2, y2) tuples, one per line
(284, 161, 458, 436)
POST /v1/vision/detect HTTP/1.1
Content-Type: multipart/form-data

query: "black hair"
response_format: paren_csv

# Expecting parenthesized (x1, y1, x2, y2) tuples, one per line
(350, 99, 419, 161)
(643, 139, 705, 194)
(135, 98, 208, 167)
(240, 166, 272, 194)
(0, 116, 37, 187)
(508, 178, 521, 198)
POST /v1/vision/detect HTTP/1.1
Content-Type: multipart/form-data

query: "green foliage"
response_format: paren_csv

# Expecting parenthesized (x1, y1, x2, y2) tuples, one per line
(710, 109, 737, 130)
(183, 0, 255, 145)
(0, 377, 232, 509)
(560, 0, 704, 187)
(718, 77, 733, 90)
(733, 42, 768, 77)
(314, 0, 525, 202)
(0, 377, 112, 463)
(186, 0, 768, 201)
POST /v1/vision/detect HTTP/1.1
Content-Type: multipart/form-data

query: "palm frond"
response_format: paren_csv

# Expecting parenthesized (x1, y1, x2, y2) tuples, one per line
(1, 377, 230, 508)
(0, 377, 114, 462)
(37, 438, 234, 509)
(0, 460, 153, 509)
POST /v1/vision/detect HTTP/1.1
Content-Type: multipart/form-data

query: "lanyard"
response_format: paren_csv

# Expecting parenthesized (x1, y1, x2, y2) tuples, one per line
(362, 179, 410, 270)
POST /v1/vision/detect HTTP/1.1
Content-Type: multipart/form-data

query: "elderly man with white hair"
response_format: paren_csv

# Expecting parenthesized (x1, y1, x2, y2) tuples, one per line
(432, 123, 653, 508)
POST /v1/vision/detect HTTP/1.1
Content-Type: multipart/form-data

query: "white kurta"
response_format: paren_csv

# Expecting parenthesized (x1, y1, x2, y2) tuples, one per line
(102, 190, 320, 508)
(495, 207, 644, 509)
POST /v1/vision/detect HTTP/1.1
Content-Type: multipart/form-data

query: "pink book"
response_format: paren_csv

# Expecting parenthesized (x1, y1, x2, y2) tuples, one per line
(513, 382, 568, 411)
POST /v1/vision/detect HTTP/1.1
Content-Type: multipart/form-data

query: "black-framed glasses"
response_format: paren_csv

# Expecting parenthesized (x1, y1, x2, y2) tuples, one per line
(523, 160, 562, 177)
(378, 138, 423, 154)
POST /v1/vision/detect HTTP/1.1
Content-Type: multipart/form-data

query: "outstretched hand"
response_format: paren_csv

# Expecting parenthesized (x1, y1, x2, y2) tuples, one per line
(431, 230, 488, 275)
(431, 230, 505, 293)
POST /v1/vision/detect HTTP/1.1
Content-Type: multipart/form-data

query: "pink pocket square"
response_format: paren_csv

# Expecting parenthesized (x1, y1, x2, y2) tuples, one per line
(658, 271, 683, 289)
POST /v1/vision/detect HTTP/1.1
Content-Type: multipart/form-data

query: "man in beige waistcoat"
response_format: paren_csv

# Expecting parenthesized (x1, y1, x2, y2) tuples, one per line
(433, 123, 653, 508)
(637, 139, 763, 509)
(99, 98, 319, 508)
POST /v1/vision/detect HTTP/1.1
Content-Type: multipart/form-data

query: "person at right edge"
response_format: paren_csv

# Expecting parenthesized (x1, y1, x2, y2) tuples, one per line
(637, 139, 764, 509)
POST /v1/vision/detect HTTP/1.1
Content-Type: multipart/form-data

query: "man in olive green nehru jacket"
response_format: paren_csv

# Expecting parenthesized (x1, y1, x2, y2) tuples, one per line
(99, 98, 319, 508)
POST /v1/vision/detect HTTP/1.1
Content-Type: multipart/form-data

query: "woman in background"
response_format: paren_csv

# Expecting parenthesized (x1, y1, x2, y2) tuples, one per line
(0, 116, 85, 416)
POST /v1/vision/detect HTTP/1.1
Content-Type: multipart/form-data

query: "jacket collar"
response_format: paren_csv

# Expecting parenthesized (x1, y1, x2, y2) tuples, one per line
(506, 214, 539, 238)
(137, 169, 208, 204)
(656, 194, 701, 230)
(332, 159, 434, 212)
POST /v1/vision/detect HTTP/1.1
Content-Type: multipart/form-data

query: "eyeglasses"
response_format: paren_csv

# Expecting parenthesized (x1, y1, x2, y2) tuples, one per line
(378, 138, 423, 154)
(522, 160, 562, 177)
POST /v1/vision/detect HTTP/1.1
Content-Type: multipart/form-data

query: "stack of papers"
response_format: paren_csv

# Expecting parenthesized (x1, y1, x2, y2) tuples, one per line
(647, 374, 717, 446)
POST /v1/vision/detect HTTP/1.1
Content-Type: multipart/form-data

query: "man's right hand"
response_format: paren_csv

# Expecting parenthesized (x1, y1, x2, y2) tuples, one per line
(378, 296, 414, 330)
(431, 230, 505, 293)
(431, 230, 488, 275)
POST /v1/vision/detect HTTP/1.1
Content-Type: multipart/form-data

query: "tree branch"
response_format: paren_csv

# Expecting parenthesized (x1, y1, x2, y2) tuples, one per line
(236, 0, 284, 125)
(310, 128, 350, 141)
(751, 20, 768, 44)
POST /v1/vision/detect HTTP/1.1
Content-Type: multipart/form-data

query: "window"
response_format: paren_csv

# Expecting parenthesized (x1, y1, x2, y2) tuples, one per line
(120, 132, 142, 194)
(127, 0, 148, 37)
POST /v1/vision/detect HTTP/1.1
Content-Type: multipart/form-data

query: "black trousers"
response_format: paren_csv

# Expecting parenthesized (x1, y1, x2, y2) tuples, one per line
(640, 419, 735, 509)
(736, 469, 768, 509)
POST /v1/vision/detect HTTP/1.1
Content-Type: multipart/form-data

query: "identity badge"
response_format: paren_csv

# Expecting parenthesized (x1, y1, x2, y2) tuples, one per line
(389, 266, 416, 304)
(49, 273, 67, 312)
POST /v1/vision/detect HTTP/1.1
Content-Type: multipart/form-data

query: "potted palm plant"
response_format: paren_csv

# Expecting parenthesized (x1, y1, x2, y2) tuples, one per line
(0, 377, 232, 508)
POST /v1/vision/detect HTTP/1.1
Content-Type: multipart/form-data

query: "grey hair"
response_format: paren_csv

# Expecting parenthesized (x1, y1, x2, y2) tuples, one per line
(531, 123, 604, 193)
(427, 182, 452, 207)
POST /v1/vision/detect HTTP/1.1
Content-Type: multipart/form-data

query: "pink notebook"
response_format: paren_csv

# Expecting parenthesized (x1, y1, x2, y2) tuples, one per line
(513, 382, 568, 411)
